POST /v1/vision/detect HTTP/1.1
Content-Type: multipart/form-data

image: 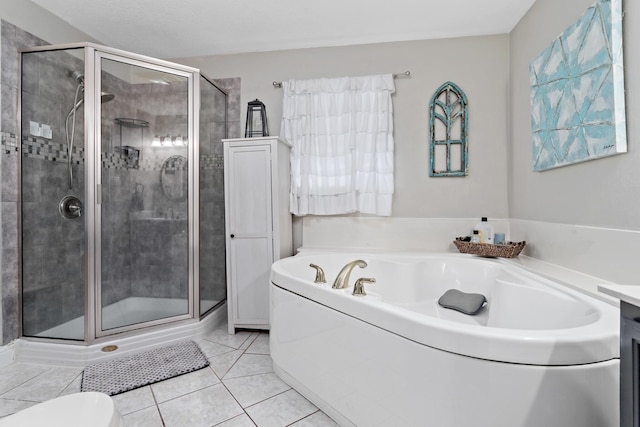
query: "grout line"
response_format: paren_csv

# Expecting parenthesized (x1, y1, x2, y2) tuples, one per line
(0, 366, 53, 398)
(147, 386, 167, 427)
(56, 371, 83, 397)
(242, 388, 294, 412)
(286, 410, 325, 427)
(238, 332, 259, 350)
(219, 353, 246, 380)
(197, 340, 238, 356)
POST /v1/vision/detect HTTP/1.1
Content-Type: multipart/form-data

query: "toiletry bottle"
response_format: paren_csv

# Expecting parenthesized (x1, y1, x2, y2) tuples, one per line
(474, 217, 494, 244)
(471, 230, 481, 243)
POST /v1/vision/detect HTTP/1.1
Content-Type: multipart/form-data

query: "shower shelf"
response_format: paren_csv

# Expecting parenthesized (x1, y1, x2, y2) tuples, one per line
(114, 118, 149, 128)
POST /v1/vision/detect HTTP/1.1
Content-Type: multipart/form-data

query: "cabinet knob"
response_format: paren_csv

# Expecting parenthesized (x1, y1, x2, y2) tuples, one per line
(230, 234, 235, 238)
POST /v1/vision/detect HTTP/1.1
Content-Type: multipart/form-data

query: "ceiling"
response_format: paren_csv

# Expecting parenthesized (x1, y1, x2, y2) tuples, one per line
(32, 0, 536, 59)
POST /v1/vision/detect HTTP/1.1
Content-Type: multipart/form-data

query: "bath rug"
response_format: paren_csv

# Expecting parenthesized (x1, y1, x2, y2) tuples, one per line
(438, 289, 487, 315)
(81, 340, 209, 396)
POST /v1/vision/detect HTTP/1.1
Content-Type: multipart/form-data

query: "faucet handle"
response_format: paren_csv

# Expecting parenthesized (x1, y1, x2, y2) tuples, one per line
(309, 263, 327, 284)
(352, 277, 376, 296)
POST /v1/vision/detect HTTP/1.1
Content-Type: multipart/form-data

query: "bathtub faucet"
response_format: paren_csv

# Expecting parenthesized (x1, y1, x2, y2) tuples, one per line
(332, 260, 367, 289)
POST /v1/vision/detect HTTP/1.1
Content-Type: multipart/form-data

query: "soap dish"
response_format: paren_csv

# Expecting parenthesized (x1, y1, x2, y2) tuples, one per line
(453, 238, 526, 258)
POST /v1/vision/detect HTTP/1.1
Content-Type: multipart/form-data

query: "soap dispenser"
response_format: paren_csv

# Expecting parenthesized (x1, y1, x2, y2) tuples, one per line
(474, 217, 494, 244)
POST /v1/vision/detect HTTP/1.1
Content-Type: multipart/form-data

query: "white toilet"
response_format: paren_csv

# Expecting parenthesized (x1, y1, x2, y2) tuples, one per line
(0, 392, 124, 427)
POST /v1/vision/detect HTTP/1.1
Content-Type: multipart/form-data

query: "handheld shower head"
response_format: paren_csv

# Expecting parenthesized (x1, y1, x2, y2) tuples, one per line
(66, 70, 115, 103)
(66, 70, 84, 84)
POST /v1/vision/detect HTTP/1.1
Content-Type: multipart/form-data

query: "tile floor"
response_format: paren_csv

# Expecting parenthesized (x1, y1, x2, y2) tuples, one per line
(0, 325, 339, 426)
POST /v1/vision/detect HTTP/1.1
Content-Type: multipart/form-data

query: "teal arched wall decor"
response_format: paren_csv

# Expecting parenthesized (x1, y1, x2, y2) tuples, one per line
(429, 81, 468, 177)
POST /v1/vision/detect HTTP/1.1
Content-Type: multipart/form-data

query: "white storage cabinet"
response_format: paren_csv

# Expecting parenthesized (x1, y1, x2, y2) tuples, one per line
(223, 137, 292, 333)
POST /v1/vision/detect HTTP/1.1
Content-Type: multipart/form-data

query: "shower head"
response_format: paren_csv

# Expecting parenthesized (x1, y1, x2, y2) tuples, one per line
(66, 70, 115, 103)
(67, 91, 116, 118)
(100, 92, 115, 103)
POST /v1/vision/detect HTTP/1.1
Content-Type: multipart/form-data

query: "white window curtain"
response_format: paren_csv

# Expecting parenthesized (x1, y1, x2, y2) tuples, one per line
(280, 74, 395, 216)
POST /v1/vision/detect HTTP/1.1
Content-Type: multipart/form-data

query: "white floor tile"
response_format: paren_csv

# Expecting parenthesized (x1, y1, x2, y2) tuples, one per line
(208, 349, 244, 378)
(151, 366, 220, 403)
(245, 389, 318, 427)
(239, 333, 260, 350)
(1, 366, 82, 402)
(204, 328, 254, 349)
(0, 398, 37, 418)
(223, 372, 290, 408)
(57, 374, 82, 397)
(214, 413, 258, 427)
(223, 354, 273, 380)
(0, 363, 50, 395)
(245, 333, 270, 355)
(194, 338, 237, 358)
(1, 341, 335, 426)
(290, 410, 339, 426)
(112, 386, 156, 415)
(159, 383, 244, 427)
(123, 406, 165, 427)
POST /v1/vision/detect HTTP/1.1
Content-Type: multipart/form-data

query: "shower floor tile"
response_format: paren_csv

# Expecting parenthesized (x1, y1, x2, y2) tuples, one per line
(0, 326, 339, 426)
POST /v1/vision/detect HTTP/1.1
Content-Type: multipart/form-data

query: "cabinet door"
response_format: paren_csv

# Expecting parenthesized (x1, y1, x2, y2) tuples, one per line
(227, 144, 273, 325)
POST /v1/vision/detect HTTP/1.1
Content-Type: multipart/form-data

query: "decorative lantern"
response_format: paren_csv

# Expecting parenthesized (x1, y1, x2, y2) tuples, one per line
(245, 98, 269, 138)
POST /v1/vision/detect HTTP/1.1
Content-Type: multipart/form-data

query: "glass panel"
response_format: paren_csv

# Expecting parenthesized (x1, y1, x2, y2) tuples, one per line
(21, 48, 86, 340)
(199, 76, 227, 315)
(100, 57, 189, 331)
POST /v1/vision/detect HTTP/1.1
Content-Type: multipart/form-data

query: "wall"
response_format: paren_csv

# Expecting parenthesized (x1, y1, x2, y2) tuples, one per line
(508, 0, 640, 284)
(177, 1, 640, 288)
(1, 2, 97, 344)
(174, 35, 511, 220)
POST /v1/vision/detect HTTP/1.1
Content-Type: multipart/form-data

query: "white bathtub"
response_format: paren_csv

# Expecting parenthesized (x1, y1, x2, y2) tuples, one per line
(270, 251, 620, 427)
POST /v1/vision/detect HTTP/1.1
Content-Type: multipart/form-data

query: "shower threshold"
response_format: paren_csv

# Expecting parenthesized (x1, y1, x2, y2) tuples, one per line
(34, 297, 219, 340)
(15, 300, 227, 366)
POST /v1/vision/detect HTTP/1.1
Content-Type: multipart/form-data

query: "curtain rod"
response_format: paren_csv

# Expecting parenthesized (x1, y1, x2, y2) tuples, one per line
(272, 71, 411, 88)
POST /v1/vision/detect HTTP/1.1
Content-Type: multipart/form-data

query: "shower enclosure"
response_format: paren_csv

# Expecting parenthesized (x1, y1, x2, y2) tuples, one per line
(19, 43, 227, 342)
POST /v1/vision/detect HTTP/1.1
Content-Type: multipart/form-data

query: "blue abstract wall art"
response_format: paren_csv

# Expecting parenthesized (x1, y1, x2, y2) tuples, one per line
(529, 0, 626, 171)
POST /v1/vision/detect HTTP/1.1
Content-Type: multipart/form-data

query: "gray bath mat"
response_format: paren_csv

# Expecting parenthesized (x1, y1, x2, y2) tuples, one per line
(81, 340, 209, 396)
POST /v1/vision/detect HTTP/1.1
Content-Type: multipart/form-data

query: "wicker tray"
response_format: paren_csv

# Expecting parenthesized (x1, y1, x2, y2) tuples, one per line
(453, 237, 526, 258)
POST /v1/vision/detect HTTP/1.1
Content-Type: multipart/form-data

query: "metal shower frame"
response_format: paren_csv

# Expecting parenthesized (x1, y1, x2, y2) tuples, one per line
(18, 42, 207, 344)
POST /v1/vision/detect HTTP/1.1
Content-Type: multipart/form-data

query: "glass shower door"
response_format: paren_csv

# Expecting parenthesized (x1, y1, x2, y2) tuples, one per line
(96, 54, 193, 334)
(20, 47, 88, 340)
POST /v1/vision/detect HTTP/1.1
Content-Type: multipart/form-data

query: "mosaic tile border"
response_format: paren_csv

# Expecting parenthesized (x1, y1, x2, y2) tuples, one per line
(22, 136, 83, 164)
(1, 132, 224, 171)
(1, 132, 18, 154)
(202, 154, 224, 170)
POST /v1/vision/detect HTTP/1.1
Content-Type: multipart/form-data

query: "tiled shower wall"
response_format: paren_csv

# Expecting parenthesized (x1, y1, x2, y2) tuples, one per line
(1, 20, 50, 343)
(0, 19, 241, 343)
